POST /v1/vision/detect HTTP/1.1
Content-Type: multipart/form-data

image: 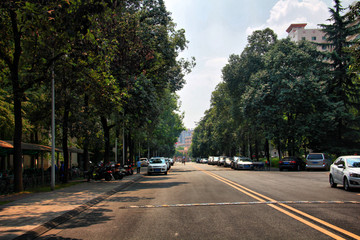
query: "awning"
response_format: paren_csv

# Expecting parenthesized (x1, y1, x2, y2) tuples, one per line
(0, 140, 61, 155)
(0, 140, 89, 155)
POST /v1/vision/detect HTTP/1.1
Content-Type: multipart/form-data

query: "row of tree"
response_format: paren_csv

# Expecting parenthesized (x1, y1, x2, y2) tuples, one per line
(0, 0, 194, 192)
(191, 0, 359, 161)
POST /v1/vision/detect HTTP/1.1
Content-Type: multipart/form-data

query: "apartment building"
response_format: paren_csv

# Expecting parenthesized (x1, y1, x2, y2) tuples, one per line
(286, 23, 330, 51)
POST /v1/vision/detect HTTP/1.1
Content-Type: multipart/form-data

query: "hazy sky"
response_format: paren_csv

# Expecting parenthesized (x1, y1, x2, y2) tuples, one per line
(164, 0, 354, 129)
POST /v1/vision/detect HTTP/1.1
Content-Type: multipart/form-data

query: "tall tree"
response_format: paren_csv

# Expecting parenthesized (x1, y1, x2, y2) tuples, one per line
(319, 0, 360, 154)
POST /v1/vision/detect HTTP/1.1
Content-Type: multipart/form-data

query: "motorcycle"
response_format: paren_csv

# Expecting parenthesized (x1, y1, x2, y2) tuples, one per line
(112, 163, 125, 180)
(94, 162, 113, 181)
(123, 163, 134, 176)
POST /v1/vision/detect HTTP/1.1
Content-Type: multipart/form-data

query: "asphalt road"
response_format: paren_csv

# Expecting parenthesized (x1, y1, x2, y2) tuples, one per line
(38, 162, 360, 240)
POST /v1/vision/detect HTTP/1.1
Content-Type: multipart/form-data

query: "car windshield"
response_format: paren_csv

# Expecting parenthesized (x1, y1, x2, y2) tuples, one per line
(346, 159, 360, 168)
(150, 159, 164, 164)
(307, 154, 323, 160)
(240, 158, 251, 162)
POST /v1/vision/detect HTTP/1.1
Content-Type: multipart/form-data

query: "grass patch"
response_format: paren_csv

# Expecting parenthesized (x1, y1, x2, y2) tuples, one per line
(0, 200, 11, 205)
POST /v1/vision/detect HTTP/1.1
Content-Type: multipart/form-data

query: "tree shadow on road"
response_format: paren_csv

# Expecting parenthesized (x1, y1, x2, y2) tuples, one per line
(36, 235, 81, 240)
(56, 207, 113, 230)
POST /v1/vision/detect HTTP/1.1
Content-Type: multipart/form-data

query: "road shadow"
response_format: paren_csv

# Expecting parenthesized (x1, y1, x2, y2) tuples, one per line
(36, 235, 81, 240)
(105, 196, 153, 203)
(57, 207, 113, 230)
(134, 181, 188, 190)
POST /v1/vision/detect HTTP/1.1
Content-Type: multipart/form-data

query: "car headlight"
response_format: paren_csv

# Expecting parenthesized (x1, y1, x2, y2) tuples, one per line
(350, 173, 360, 178)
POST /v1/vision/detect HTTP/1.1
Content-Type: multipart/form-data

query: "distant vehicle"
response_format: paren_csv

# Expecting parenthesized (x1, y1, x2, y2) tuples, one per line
(213, 156, 220, 165)
(231, 157, 239, 169)
(164, 158, 171, 169)
(329, 156, 360, 191)
(140, 158, 149, 167)
(208, 156, 216, 165)
(218, 156, 226, 166)
(306, 153, 332, 171)
(224, 157, 233, 167)
(148, 157, 168, 175)
(234, 157, 253, 170)
(201, 158, 208, 164)
(279, 156, 305, 171)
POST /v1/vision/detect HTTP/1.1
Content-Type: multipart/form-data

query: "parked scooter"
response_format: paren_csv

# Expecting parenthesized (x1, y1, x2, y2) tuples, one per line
(112, 163, 125, 180)
(123, 163, 134, 176)
(94, 162, 113, 181)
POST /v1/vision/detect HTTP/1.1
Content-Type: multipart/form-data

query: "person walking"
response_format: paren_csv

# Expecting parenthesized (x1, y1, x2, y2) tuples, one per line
(137, 159, 141, 174)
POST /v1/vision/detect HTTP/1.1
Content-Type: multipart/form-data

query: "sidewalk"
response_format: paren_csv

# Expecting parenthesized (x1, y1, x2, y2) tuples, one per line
(0, 171, 144, 240)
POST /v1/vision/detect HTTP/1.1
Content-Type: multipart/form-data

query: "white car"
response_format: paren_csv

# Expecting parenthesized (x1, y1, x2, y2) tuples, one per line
(148, 157, 168, 175)
(329, 156, 360, 191)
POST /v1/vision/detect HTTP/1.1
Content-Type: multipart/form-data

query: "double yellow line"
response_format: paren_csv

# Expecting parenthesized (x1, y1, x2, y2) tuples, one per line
(196, 167, 360, 240)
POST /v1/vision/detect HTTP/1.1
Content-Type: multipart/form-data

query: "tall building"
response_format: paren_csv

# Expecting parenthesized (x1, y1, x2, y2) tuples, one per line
(176, 129, 194, 149)
(286, 23, 330, 52)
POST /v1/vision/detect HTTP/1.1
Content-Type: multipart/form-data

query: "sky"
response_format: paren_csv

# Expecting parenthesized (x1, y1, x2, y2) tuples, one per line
(164, 0, 354, 129)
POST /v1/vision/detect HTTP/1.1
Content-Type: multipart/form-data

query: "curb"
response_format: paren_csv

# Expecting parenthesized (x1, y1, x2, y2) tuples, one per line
(14, 174, 144, 240)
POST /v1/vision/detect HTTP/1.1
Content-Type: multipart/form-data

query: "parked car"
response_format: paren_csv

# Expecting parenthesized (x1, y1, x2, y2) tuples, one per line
(224, 157, 233, 167)
(165, 158, 171, 170)
(201, 158, 208, 164)
(329, 156, 360, 191)
(231, 157, 239, 169)
(218, 156, 226, 166)
(140, 158, 149, 167)
(213, 156, 220, 165)
(234, 157, 254, 170)
(306, 153, 332, 171)
(148, 157, 168, 175)
(279, 156, 306, 171)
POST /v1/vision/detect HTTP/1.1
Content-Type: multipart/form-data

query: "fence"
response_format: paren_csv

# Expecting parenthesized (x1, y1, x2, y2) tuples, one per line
(0, 168, 84, 195)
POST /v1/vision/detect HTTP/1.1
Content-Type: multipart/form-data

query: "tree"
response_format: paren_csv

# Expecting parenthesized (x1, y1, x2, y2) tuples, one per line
(243, 39, 333, 156)
(0, 1, 64, 192)
(319, 0, 360, 154)
(222, 28, 277, 159)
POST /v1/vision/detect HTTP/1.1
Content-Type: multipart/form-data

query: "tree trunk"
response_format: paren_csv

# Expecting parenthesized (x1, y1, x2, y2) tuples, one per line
(101, 116, 111, 164)
(9, 9, 23, 192)
(62, 101, 70, 183)
(277, 138, 282, 161)
(83, 94, 90, 171)
(265, 138, 270, 163)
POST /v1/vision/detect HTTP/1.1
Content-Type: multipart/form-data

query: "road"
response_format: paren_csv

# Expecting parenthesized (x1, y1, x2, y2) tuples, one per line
(38, 162, 360, 240)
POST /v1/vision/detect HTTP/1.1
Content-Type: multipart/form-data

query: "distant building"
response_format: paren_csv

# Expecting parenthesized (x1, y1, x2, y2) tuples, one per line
(176, 129, 194, 150)
(286, 23, 331, 52)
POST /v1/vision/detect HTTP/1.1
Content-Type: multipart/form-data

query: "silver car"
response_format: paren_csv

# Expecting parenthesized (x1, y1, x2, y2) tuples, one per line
(306, 153, 332, 171)
(329, 156, 360, 191)
(234, 157, 254, 170)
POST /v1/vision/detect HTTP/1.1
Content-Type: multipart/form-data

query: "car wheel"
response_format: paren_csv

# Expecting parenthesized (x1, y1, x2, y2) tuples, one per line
(329, 174, 337, 188)
(297, 165, 301, 171)
(279, 168, 283, 171)
(164, 171, 168, 175)
(343, 177, 351, 191)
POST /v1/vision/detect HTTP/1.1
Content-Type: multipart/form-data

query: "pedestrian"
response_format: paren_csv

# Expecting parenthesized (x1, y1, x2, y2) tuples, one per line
(137, 159, 141, 174)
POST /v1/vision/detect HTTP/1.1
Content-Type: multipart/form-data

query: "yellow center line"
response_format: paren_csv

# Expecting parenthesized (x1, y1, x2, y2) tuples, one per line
(195, 166, 360, 240)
